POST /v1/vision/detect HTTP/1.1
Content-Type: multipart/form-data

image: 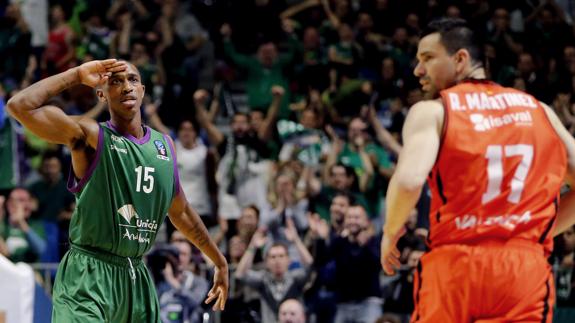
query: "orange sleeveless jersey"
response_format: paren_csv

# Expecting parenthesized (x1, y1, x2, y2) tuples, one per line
(427, 80, 567, 253)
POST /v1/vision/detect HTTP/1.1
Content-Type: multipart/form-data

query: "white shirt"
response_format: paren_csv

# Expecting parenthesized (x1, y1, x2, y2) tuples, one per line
(176, 139, 212, 215)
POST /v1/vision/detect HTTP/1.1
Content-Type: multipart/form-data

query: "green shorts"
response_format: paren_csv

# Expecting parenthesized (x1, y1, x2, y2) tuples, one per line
(52, 245, 160, 323)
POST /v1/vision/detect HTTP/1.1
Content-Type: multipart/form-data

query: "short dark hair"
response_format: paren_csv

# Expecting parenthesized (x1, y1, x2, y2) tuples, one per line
(177, 118, 200, 133)
(332, 190, 355, 205)
(265, 242, 289, 258)
(331, 163, 355, 178)
(244, 204, 260, 221)
(41, 150, 61, 164)
(421, 18, 484, 67)
(231, 112, 250, 123)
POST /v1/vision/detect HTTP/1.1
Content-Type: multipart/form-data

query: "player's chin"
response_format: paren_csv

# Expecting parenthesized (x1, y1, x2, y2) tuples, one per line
(422, 88, 439, 100)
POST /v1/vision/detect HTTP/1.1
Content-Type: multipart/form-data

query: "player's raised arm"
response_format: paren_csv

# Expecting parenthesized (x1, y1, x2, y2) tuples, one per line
(6, 59, 127, 148)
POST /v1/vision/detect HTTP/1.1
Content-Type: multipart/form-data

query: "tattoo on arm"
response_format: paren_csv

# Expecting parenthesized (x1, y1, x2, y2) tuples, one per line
(185, 220, 209, 247)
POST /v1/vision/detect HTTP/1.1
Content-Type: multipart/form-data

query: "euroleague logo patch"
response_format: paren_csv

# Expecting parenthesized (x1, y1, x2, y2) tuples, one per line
(154, 140, 170, 161)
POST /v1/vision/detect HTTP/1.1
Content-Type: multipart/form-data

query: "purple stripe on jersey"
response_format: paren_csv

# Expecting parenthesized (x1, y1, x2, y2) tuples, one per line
(68, 125, 104, 193)
(164, 134, 181, 196)
(105, 120, 151, 144)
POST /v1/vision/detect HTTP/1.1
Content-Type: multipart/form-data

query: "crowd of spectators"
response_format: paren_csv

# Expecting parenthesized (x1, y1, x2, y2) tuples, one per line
(2, 0, 575, 322)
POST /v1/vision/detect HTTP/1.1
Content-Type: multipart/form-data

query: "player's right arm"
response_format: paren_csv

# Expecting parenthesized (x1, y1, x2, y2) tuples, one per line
(6, 60, 126, 148)
(381, 99, 443, 274)
(540, 103, 575, 235)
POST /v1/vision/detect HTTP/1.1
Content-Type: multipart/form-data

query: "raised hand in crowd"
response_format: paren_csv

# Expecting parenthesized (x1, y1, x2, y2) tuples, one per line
(307, 212, 330, 240)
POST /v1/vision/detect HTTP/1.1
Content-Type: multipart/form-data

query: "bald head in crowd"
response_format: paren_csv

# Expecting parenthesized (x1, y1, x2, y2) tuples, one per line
(278, 299, 306, 323)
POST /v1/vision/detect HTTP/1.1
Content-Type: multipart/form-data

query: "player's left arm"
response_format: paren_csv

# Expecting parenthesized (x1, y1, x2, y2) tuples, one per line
(166, 137, 228, 310)
(381, 99, 443, 274)
(539, 102, 575, 236)
(168, 190, 229, 310)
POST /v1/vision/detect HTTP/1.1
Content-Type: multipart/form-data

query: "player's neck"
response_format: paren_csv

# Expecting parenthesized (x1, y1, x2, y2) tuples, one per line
(461, 67, 487, 81)
(109, 116, 145, 139)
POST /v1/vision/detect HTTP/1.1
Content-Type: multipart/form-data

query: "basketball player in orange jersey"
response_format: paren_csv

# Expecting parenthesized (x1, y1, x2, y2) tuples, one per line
(381, 18, 575, 322)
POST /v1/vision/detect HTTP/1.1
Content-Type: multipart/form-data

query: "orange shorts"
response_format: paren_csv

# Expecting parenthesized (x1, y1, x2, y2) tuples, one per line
(411, 239, 554, 323)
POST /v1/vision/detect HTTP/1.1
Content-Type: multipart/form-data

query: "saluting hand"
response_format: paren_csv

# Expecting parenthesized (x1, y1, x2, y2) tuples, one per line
(77, 59, 128, 88)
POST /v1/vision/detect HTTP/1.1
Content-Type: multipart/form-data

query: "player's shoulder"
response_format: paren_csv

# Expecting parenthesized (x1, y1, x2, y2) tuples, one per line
(404, 99, 445, 134)
(408, 99, 444, 120)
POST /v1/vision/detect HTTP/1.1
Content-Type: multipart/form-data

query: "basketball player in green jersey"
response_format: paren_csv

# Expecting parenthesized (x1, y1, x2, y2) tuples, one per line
(6, 59, 229, 322)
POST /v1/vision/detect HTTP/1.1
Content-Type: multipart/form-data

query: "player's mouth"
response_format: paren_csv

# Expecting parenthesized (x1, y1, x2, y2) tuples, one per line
(120, 96, 138, 108)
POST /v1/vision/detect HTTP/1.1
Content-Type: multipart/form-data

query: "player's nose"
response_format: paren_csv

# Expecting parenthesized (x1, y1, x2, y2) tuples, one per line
(414, 62, 425, 77)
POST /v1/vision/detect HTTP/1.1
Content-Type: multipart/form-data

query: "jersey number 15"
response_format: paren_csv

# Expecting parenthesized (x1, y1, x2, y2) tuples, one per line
(135, 166, 155, 193)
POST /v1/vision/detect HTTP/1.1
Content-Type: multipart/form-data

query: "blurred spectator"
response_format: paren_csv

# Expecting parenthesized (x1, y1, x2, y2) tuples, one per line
(553, 225, 575, 307)
(42, 4, 75, 75)
(278, 93, 331, 165)
(295, 26, 329, 92)
(0, 3, 32, 85)
(524, 1, 573, 62)
(278, 298, 307, 323)
(221, 234, 261, 323)
(195, 88, 276, 220)
(17, 0, 49, 54)
(366, 102, 403, 154)
(221, 22, 296, 119)
(308, 161, 369, 222)
(27, 151, 74, 223)
(312, 205, 382, 323)
(146, 99, 218, 232)
(130, 39, 162, 98)
(375, 57, 405, 101)
(27, 151, 73, 260)
(78, 10, 112, 61)
(0, 94, 23, 195)
(109, 7, 135, 59)
(150, 241, 209, 323)
(0, 188, 46, 263)
(303, 192, 352, 323)
(487, 7, 523, 68)
(265, 172, 309, 240)
(235, 224, 313, 323)
(336, 117, 395, 219)
(324, 76, 372, 123)
(328, 23, 363, 79)
(366, 0, 399, 37)
(354, 12, 385, 75)
(514, 52, 549, 102)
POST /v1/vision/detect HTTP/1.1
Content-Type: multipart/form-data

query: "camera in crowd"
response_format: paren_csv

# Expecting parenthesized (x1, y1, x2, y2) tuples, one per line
(147, 244, 181, 284)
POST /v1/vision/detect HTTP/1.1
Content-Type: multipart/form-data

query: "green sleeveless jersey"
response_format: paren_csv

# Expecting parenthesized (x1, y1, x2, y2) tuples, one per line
(0, 117, 20, 190)
(68, 122, 179, 258)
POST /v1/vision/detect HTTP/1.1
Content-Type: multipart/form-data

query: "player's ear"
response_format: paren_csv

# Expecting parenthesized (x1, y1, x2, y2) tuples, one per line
(141, 85, 145, 100)
(96, 89, 106, 102)
(454, 49, 470, 73)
